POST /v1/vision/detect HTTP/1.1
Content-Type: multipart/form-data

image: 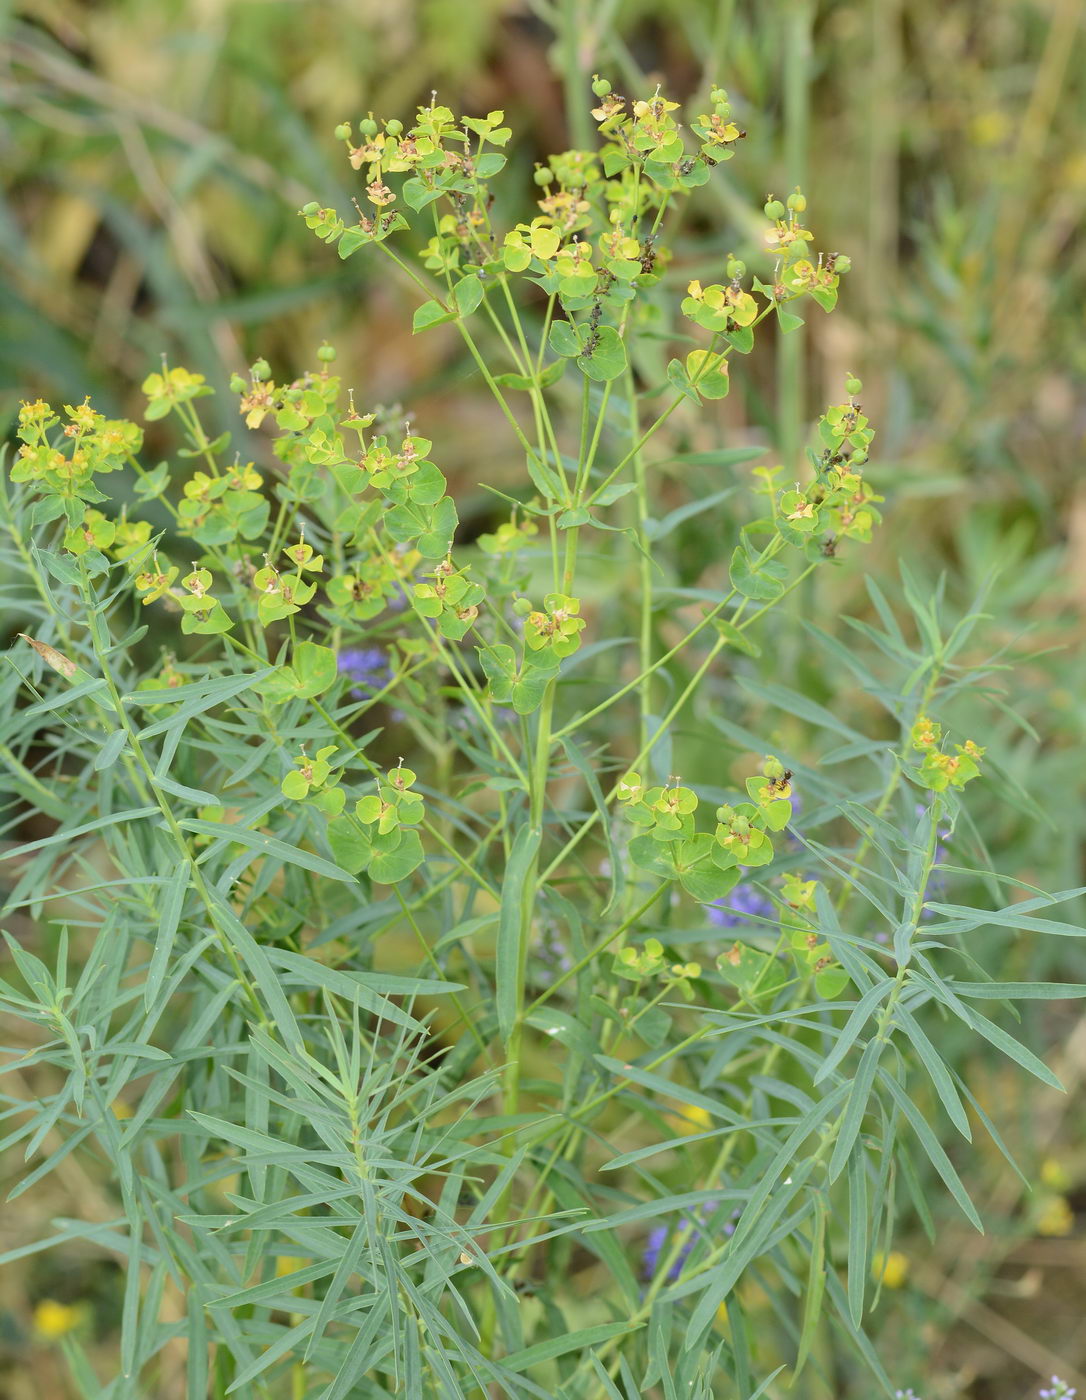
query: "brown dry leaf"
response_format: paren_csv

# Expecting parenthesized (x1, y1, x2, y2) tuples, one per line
(18, 634, 78, 679)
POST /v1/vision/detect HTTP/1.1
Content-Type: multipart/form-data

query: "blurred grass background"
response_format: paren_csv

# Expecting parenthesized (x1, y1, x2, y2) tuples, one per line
(2, 1, 1085, 1395)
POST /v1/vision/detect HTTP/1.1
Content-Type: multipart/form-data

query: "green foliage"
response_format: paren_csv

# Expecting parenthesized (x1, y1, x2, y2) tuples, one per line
(2, 55, 1082, 1400)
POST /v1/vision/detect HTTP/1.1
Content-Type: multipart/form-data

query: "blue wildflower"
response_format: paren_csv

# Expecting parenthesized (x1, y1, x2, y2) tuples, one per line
(337, 646, 390, 700)
(641, 1224, 668, 1278)
(641, 1204, 740, 1281)
(642, 1221, 697, 1281)
(708, 882, 775, 928)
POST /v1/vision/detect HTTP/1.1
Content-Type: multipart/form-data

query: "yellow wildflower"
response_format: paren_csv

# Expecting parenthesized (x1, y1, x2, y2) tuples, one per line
(33, 1299, 82, 1339)
(1040, 1159, 1071, 1191)
(674, 1104, 713, 1134)
(873, 1250, 909, 1289)
(1036, 1195, 1074, 1237)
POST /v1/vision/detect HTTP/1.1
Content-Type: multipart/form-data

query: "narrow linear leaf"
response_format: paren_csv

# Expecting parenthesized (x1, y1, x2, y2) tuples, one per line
(501, 1322, 640, 1372)
(955, 1002, 1064, 1089)
(827, 1037, 882, 1182)
(880, 1070, 983, 1230)
(265, 948, 433, 1032)
(893, 1003, 972, 1138)
(4, 806, 158, 859)
(814, 980, 894, 1085)
(135, 670, 273, 740)
(181, 818, 356, 883)
(846, 1144, 868, 1326)
(94, 728, 129, 771)
(145, 861, 190, 1012)
(201, 890, 303, 1050)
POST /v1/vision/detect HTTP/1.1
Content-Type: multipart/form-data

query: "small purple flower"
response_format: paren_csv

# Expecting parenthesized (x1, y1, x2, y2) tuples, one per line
(1040, 1380, 1076, 1400)
(337, 646, 391, 700)
(641, 1224, 670, 1278)
(641, 1204, 740, 1281)
(708, 882, 774, 928)
(642, 1220, 698, 1281)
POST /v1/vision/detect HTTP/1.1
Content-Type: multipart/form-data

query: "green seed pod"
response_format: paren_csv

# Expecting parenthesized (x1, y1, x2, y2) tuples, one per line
(284, 388, 302, 403)
(251, 358, 271, 383)
(787, 238, 809, 261)
(334, 123, 351, 142)
(846, 375, 863, 396)
(385, 118, 403, 136)
(851, 450, 868, 465)
(512, 596, 532, 616)
(710, 87, 728, 105)
(834, 254, 852, 274)
(533, 166, 554, 186)
(359, 117, 378, 138)
(301, 201, 320, 216)
(787, 188, 807, 212)
(317, 344, 337, 363)
(592, 76, 612, 98)
(764, 198, 785, 221)
(229, 373, 246, 394)
(726, 256, 746, 279)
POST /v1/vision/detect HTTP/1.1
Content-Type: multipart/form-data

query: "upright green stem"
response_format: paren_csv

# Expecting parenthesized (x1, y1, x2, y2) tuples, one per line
(777, 0, 811, 478)
(626, 364, 653, 752)
(559, 0, 593, 151)
(502, 679, 556, 1119)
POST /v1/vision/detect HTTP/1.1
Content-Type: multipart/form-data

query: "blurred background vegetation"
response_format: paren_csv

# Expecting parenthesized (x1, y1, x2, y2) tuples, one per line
(2, 1, 1085, 1396)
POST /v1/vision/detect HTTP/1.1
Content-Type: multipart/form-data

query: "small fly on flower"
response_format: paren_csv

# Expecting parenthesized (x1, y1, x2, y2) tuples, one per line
(765, 768, 793, 799)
